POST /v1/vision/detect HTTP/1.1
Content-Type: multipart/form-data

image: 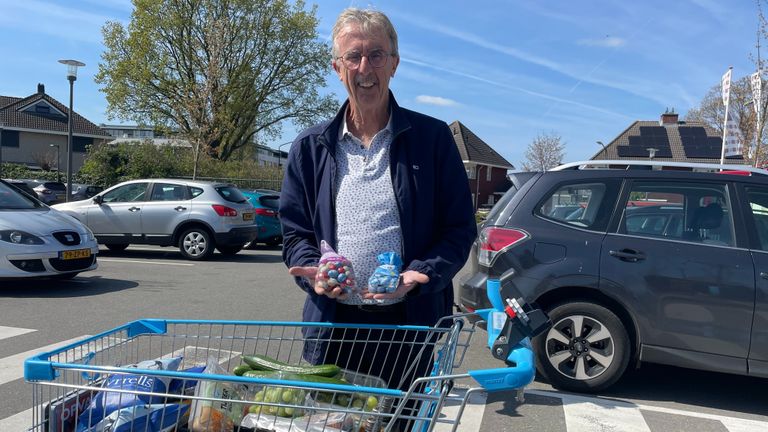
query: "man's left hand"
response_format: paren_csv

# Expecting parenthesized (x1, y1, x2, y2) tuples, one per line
(362, 270, 429, 300)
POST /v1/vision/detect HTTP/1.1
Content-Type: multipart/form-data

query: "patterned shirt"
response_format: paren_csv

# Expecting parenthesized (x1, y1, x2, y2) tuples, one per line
(334, 111, 403, 305)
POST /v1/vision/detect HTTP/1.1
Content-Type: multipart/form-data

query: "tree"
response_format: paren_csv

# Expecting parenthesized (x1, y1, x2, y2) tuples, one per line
(685, 76, 760, 163)
(521, 133, 565, 171)
(96, 0, 338, 162)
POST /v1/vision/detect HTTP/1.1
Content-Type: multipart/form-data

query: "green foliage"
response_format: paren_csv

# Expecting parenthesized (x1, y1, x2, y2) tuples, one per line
(96, 0, 338, 161)
(77, 142, 283, 189)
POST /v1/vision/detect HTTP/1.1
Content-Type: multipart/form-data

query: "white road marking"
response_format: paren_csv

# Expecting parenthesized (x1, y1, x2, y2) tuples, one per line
(527, 389, 768, 432)
(0, 407, 32, 432)
(0, 326, 35, 341)
(0, 336, 91, 386)
(432, 387, 487, 431)
(98, 258, 194, 266)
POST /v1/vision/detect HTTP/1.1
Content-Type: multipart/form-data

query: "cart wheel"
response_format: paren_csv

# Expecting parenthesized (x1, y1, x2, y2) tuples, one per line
(533, 301, 630, 393)
(179, 228, 214, 260)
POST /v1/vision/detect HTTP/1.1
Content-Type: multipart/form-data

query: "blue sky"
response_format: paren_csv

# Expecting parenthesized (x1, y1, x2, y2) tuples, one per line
(0, 0, 761, 167)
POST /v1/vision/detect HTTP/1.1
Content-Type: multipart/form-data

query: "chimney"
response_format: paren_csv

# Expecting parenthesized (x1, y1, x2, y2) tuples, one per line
(660, 107, 678, 125)
(37, 83, 45, 94)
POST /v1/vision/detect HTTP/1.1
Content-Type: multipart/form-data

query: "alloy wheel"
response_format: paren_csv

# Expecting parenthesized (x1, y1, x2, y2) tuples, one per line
(544, 314, 615, 381)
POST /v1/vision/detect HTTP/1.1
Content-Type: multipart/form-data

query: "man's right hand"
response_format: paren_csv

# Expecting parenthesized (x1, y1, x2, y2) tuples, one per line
(288, 266, 348, 299)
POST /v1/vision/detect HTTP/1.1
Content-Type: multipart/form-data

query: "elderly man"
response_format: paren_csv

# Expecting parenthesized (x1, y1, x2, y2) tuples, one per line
(279, 6, 476, 396)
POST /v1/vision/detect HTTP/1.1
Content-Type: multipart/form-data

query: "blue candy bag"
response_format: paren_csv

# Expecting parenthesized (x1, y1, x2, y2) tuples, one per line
(368, 252, 403, 293)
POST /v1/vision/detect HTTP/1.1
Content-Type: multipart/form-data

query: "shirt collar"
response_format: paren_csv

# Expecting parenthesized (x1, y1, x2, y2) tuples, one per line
(338, 106, 394, 142)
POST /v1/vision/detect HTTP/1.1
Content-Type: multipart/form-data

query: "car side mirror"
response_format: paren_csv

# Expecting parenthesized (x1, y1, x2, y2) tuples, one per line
(93, 195, 103, 205)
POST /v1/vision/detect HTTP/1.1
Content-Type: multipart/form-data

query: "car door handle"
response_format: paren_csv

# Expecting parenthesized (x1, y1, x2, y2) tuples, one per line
(609, 249, 646, 262)
(128, 206, 141, 212)
(174, 206, 187, 211)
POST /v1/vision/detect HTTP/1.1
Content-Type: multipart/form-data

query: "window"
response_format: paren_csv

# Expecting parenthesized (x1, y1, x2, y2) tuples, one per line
(190, 187, 204, 198)
(102, 183, 149, 203)
(486, 166, 492, 182)
(745, 187, 768, 251)
(150, 183, 187, 201)
(1, 130, 20, 148)
(537, 182, 610, 230)
(466, 168, 476, 180)
(619, 181, 733, 246)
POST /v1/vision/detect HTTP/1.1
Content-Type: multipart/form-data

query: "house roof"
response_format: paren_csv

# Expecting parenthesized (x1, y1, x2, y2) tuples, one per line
(449, 120, 514, 169)
(0, 85, 111, 138)
(593, 115, 744, 165)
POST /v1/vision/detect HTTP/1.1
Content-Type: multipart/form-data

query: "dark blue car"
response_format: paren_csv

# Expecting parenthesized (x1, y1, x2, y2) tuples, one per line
(241, 190, 282, 247)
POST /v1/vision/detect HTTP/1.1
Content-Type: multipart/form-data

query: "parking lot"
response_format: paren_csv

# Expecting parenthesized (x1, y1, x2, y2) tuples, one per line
(0, 245, 766, 431)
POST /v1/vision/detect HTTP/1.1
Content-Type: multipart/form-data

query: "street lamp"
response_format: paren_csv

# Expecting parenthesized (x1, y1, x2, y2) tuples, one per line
(596, 141, 607, 154)
(50, 144, 61, 182)
(0, 122, 4, 178)
(58, 59, 85, 202)
(277, 141, 292, 169)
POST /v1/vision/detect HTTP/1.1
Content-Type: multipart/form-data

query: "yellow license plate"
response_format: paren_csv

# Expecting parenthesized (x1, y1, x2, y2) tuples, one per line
(61, 249, 91, 260)
(243, 212, 254, 221)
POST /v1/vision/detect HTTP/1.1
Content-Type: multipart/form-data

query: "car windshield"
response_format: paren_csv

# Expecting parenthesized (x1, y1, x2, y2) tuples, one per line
(259, 195, 280, 209)
(44, 182, 66, 191)
(0, 182, 42, 209)
(215, 185, 248, 203)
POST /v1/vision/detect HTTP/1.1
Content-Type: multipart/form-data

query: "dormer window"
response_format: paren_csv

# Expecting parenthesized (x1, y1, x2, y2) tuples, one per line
(19, 99, 65, 118)
(35, 104, 50, 114)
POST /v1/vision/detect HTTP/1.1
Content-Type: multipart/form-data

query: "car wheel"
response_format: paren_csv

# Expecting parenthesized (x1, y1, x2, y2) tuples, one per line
(217, 245, 243, 256)
(265, 236, 282, 247)
(51, 272, 79, 280)
(533, 301, 630, 393)
(178, 228, 214, 260)
(105, 243, 129, 252)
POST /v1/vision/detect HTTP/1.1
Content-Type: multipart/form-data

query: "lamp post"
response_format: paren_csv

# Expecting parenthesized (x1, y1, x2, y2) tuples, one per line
(58, 59, 85, 202)
(596, 141, 607, 155)
(277, 141, 292, 169)
(0, 122, 4, 178)
(50, 144, 61, 182)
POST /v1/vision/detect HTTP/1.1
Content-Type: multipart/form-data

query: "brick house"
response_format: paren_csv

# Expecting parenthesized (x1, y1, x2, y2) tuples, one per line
(449, 120, 514, 209)
(0, 84, 112, 173)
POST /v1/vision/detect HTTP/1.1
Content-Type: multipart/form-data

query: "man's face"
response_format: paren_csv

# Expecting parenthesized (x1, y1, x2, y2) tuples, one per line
(333, 24, 399, 114)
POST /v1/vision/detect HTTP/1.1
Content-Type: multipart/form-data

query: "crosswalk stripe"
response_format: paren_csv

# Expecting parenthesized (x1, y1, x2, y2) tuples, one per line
(0, 326, 35, 341)
(0, 336, 88, 386)
(527, 389, 768, 432)
(0, 407, 32, 432)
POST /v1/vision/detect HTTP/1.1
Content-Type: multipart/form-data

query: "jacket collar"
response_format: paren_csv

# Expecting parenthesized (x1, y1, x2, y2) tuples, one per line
(319, 91, 411, 151)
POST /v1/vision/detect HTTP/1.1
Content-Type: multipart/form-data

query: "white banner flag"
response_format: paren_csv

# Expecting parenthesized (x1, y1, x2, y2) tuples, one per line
(724, 118, 743, 157)
(752, 71, 763, 120)
(722, 68, 733, 105)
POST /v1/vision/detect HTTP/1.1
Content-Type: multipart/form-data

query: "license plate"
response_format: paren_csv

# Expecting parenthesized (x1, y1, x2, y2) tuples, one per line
(60, 249, 91, 260)
(243, 212, 254, 221)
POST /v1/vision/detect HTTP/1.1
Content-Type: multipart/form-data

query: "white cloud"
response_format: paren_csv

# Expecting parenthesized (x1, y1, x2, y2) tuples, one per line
(415, 95, 459, 107)
(577, 36, 626, 48)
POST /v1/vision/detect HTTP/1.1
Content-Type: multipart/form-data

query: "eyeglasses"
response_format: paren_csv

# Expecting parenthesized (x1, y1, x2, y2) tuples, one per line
(336, 49, 393, 70)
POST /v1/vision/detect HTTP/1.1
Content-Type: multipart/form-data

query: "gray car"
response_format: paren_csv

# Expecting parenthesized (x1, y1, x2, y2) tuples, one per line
(53, 179, 258, 260)
(459, 160, 768, 393)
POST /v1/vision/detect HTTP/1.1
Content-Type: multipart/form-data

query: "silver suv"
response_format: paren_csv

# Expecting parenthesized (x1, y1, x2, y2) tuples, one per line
(53, 179, 258, 260)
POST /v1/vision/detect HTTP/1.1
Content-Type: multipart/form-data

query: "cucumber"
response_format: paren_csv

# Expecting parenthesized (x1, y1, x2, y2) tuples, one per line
(241, 354, 340, 377)
(232, 364, 253, 376)
(242, 370, 348, 385)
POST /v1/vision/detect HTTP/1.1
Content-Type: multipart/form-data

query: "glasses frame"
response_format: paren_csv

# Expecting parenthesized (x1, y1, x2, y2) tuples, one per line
(336, 49, 394, 70)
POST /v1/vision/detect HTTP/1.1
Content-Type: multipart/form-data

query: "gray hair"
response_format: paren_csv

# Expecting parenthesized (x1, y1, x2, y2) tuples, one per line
(331, 8, 399, 58)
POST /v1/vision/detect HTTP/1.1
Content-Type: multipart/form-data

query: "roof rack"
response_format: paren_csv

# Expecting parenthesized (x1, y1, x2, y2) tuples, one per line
(552, 160, 768, 176)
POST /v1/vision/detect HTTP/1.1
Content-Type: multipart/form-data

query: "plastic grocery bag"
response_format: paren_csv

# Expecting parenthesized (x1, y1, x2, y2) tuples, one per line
(189, 356, 249, 432)
(367, 252, 403, 294)
(316, 240, 356, 294)
(75, 357, 183, 431)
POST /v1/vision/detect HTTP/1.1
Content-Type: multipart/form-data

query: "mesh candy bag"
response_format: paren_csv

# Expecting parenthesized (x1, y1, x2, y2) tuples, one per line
(367, 252, 403, 294)
(316, 240, 355, 294)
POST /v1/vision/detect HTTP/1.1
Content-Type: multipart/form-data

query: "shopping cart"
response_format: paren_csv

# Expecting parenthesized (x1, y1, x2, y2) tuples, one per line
(25, 280, 549, 432)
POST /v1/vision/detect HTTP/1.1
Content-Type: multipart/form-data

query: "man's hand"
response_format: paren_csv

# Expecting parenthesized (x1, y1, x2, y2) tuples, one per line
(288, 266, 348, 299)
(362, 270, 429, 300)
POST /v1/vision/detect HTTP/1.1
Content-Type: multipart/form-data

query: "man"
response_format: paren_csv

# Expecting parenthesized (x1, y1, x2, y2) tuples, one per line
(279, 7, 476, 390)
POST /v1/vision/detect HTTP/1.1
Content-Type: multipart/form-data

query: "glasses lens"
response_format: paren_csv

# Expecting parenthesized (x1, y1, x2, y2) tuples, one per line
(368, 50, 386, 67)
(343, 53, 362, 69)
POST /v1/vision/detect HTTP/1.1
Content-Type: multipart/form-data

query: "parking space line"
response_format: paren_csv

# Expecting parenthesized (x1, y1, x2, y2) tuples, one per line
(0, 336, 90, 386)
(0, 406, 32, 431)
(98, 258, 194, 266)
(0, 326, 35, 341)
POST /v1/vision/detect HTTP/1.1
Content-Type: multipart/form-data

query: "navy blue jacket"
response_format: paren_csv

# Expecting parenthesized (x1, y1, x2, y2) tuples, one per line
(279, 93, 477, 327)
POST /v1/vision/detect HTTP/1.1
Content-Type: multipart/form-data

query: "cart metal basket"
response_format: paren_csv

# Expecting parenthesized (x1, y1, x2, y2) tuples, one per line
(25, 307, 538, 432)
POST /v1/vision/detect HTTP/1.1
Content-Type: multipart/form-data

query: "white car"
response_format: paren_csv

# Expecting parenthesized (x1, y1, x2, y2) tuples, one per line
(0, 179, 98, 280)
(53, 179, 258, 260)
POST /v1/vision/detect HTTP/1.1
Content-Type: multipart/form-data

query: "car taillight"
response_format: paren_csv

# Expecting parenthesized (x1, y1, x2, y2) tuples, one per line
(255, 208, 278, 217)
(478, 227, 529, 267)
(212, 204, 238, 217)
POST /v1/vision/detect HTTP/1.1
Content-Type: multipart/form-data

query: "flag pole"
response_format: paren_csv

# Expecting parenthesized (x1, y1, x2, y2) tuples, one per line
(720, 66, 733, 166)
